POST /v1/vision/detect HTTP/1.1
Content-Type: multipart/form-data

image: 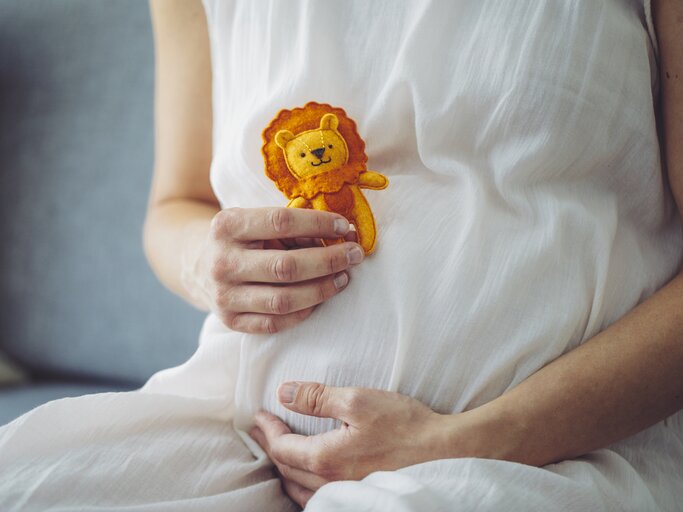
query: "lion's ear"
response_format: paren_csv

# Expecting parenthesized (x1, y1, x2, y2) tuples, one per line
(275, 130, 295, 149)
(319, 113, 339, 131)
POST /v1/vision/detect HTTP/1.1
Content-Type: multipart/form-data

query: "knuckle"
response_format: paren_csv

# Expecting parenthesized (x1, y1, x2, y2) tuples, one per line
(316, 283, 327, 304)
(270, 208, 292, 234)
(276, 462, 293, 479)
(269, 443, 283, 461)
(209, 258, 224, 282)
(309, 452, 336, 479)
(269, 292, 292, 315)
(221, 313, 240, 331)
(221, 253, 241, 280)
(214, 288, 232, 311)
(262, 316, 280, 335)
(216, 208, 242, 237)
(208, 216, 222, 241)
(341, 388, 366, 414)
(328, 248, 347, 274)
(315, 213, 326, 235)
(272, 254, 297, 282)
(301, 383, 327, 417)
(308, 453, 324, 475)
(270, 441, 289, 463)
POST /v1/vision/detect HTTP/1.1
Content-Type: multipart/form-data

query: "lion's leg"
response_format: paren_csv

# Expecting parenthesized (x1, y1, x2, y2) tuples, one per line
(309, 195, 345, 248)
(349, 186, 378, 254)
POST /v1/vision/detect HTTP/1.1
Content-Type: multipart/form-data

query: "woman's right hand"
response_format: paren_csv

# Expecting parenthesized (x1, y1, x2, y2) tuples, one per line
(147, 2, 362, 333)
(183, 206, 364, 334)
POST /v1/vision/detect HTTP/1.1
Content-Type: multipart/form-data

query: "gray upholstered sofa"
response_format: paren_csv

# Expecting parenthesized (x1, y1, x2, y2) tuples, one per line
(0, 0, 206, 426)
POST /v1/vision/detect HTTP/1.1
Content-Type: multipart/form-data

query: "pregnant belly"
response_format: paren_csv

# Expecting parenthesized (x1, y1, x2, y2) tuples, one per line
(233, 233, 584, 435)
(229, 177, 676, 436)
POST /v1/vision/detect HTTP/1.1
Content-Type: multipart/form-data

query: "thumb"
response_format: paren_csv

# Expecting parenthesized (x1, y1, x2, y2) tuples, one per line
(277, 381, 361, 423)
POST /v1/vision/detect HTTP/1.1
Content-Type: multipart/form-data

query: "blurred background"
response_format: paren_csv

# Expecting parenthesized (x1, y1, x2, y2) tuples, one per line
(0, 0, 206, 425)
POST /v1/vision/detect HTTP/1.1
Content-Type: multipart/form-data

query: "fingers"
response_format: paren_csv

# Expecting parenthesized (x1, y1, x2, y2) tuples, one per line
(277, 232, 354, 249)
(282, 478, 314, 508)
(252, 420, 319, 507)
(233, 243, 363, 283)
(213, 207, 350, 242)
(253, 411, 327, 473)
(343, 229, 358, 243)
(203, 207, 365, 335)
(281, 237, 325, 249)
(210, 241, 360, 334)
(250, 426, 328, 491)
(225, 307, 315, 335)
(221, 272, 349, 315)
(277, 381, 364, 424)
(252, 411, 292, 438)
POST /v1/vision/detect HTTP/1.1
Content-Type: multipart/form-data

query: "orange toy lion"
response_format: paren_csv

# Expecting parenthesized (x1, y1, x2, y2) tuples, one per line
(261, 102, 388, 254)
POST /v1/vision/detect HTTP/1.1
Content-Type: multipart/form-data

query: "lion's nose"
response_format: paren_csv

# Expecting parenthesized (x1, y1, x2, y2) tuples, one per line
(311, 147, 325, 159)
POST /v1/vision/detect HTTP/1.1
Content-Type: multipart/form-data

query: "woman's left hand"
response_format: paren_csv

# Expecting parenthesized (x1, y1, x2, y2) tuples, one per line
(249, 381, 454, 508)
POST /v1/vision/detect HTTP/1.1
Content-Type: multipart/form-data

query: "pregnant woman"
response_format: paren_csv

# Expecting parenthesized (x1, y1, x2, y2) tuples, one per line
(1, 0, 682, 510)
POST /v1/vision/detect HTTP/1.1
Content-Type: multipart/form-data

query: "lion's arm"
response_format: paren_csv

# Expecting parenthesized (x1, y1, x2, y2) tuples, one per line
(287, 197, 311, 208)
(358, 171, 389, 190)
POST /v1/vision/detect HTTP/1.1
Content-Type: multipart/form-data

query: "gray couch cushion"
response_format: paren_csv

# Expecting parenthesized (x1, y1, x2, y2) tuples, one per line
(0, 0, 206, 384)
(0, 381, 139, 427)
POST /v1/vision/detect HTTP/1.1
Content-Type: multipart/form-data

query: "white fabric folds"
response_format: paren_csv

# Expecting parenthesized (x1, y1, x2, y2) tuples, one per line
(1, 1, 682, 510)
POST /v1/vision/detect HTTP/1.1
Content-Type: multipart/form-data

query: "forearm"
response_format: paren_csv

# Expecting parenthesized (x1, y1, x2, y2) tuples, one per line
(143, 198, 219, 311)
(446, 270, 683, 466)
(146, 0, 216, 310)
(439, 2, 683, 466)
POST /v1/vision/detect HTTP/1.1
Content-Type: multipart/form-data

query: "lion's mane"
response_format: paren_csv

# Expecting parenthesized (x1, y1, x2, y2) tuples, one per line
(261, 102, 368, 200)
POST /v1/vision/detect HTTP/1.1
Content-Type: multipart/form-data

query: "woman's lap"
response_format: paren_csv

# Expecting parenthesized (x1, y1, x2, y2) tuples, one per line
(0, 391, 297, 512)
(0, 389, 675, 512)
(306, 453, 662, 512)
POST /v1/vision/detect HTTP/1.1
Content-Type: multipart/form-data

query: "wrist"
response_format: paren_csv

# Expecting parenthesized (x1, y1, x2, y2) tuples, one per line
(431, 401, 529, 464)
(179, 221, 214, 311)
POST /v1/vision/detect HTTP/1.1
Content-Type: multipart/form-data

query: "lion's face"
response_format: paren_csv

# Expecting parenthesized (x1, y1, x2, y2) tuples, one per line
(275, 113, 349, 179)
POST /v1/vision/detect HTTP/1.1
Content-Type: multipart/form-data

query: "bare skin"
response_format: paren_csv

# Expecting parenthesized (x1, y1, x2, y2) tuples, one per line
(148, 0, 683, 509)
(145, 0, 363, 335)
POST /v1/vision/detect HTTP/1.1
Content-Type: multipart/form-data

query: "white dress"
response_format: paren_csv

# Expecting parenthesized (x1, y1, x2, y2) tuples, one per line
(1, 0, 682, 510)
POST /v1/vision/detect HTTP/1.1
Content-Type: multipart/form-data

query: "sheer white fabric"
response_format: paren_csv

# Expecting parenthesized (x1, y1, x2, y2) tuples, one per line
(1, 1, 682, 510)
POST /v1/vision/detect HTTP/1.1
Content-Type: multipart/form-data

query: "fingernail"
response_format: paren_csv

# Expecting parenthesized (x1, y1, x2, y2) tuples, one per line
(278, 382, 299, 404)
(334, 218, 350, 235)
(333, 272, 349, 289)
(347, 246, 364, 265)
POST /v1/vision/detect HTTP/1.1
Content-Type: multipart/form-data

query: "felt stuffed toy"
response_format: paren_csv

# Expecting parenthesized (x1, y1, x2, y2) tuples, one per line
(261, 102, 388, 254)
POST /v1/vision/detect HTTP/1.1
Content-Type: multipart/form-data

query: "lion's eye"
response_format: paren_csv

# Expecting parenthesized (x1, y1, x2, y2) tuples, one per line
(328, 144, 333, 149)
(300, 152, 306, 158)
